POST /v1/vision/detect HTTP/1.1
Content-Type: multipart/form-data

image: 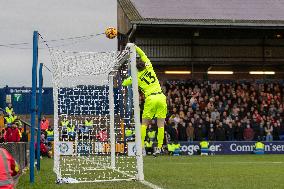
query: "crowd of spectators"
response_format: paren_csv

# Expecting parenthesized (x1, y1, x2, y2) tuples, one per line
(0, 103, 26, 142)
(160, 80, 284, 142)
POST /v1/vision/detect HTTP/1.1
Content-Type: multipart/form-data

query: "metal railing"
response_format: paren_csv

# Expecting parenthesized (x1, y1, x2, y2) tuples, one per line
(0, 142, 28, 169)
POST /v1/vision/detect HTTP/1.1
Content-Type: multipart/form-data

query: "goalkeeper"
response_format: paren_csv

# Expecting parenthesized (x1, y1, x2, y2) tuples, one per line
(122, 45, 167, 155)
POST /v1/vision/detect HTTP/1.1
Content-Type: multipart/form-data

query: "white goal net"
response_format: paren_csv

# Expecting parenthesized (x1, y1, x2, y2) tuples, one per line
(50, 44, 143, 183)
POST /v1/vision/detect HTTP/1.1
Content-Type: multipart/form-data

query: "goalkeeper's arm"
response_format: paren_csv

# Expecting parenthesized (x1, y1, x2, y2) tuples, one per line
(135, 46, 150, 63)
(122, 45, 153, 86)
(122, 76, 132, 86)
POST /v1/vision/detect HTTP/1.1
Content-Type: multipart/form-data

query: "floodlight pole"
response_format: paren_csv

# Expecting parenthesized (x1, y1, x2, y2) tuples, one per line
(30, 31, 38, 183)
(36, 63, 43, 171)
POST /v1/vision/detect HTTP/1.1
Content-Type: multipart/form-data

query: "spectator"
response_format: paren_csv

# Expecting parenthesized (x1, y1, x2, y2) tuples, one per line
(235, 122, 244, 141)
(165, 119, 175, 141)
(0, 111, 4, 128)
(5, 103, 13, 116)
(40, 142, 51, 158)
(4, 124, 20, 142)
(20, 129, 28, 142)
(36, 139, 52, 158)
(265, 122, 273, 141)
(226, 122, 235, 141)
(172, 124, 179, 141)
(96, 129, 108, 142)
(243, 124, 254, 141)
(177, 119, 187, 141)
(211, 109, 220, 122)
(186, 123, 194, 142)
(215, 123, 226, 141)
(0, 129, 5, 143)
(14, 115, 22, 128)
(195, 124, 203, 141)
(17, 125, 22, 139)
(208, 127, 216, 141)
(257, 121, 266, 141)
(272, 121, 280, 141)
(40, 116, 50, 131)
(173, 114, 181, 125)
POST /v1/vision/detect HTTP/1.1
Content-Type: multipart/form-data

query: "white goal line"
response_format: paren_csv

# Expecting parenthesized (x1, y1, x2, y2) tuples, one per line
(76, 156, 164, 189)
(77, 156, 136, 180)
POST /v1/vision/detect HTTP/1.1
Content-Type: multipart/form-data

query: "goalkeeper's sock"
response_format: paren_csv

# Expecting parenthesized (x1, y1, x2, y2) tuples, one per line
(141, 124, 147, 147)
(157, 127, 165, 149)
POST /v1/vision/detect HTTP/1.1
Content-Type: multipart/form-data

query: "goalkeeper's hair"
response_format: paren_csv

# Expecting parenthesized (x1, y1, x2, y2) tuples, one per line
(136, 59, 146, 71)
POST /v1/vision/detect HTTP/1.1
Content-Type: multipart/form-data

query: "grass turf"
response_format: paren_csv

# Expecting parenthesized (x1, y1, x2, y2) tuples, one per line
(17, 155, 284, 189)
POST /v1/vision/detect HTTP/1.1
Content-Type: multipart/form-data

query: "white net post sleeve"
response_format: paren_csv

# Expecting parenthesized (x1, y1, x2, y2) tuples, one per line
(129, 43, 144, 181)
(108, 74, 115, 169)
(53, 81, 60, 178)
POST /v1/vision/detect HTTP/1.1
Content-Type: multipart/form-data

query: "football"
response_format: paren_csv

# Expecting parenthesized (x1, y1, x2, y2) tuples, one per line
(105, 27, 118, 39)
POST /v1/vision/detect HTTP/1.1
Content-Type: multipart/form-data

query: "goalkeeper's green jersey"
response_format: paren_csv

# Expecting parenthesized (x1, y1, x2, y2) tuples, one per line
(122, 46, 162, 97)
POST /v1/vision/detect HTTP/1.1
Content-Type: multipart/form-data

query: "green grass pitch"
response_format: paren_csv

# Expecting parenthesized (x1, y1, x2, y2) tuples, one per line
(17, 155, 284, 189)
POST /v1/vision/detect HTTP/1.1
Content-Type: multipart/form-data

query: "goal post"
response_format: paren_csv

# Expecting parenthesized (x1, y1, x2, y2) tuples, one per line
(50, 43, 144, 183)
(108, 74, 115, 169)
(128, 44, 144, 181)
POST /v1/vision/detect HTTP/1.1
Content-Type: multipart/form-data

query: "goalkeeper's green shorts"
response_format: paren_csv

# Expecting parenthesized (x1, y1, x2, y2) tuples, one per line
(142, 93, 167, 119)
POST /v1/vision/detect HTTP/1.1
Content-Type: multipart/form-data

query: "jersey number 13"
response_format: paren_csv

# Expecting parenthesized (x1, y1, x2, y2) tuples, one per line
(140, 70, 156, 85)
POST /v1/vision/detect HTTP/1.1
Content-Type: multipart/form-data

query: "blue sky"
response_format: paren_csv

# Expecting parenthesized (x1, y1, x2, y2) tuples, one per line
(0, 0, 117, 87)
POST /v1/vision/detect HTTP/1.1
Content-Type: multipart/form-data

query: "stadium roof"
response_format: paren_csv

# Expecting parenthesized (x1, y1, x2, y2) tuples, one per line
(118, 0, 284, 27)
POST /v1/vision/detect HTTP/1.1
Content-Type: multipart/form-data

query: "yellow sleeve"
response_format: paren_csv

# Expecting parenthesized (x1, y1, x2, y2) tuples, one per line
(135, 46, 152, 67)
(15, 162, 20, 173)
(122, 76, 132, 86)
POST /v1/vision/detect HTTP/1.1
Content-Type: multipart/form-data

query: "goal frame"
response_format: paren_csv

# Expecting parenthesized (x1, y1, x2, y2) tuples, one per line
(52, 43, 144, 182)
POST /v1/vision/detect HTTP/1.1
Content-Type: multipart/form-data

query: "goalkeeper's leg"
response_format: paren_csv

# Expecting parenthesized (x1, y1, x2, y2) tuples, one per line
(141, 97, 154, 148)
(141, 119, 150, 147)
(153, 94, 167, 156)
(157, 118, 165, 149)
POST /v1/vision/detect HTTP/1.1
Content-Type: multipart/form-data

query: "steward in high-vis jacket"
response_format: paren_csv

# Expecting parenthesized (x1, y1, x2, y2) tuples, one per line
(60, 118, 70, 140)
(46, 126, 54, 142)
(254, 138, 265, 155)
(200, 139, 209, 156)
(147, 128, 156, 141)
(67, 124, 75, 141)
(168, 141, 181, 156)
(0, 148, 20, 189)
(125, 127, 135, 141)
(5, 104, 13, 116)
(145, 138, 154, 155)
(60, 119, 70, 127)
(84, 118, 93, 133)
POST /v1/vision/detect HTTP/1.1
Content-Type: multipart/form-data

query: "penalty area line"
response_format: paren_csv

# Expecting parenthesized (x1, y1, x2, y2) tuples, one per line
(140, 180, 164, 189)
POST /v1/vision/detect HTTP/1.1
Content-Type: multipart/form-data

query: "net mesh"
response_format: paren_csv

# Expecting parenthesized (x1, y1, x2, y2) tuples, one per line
(50, 48, 138, 183)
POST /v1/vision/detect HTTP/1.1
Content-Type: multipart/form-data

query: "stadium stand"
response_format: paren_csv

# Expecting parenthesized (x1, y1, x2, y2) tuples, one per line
(161, 80, 284, 142)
